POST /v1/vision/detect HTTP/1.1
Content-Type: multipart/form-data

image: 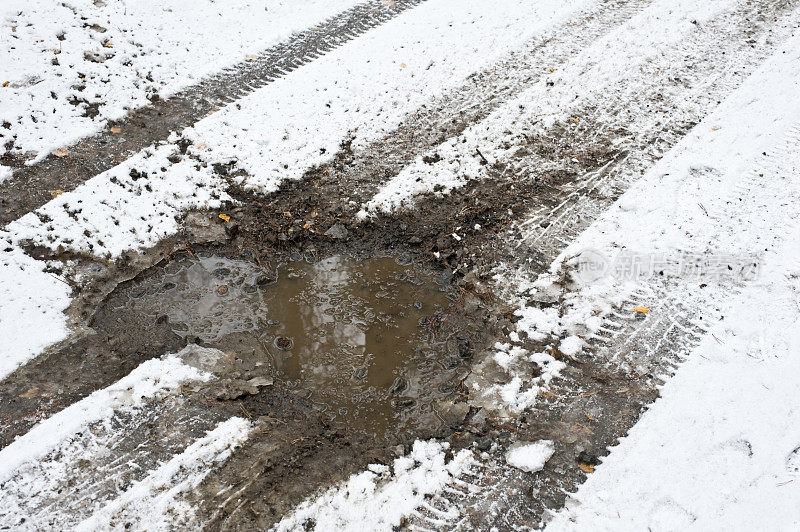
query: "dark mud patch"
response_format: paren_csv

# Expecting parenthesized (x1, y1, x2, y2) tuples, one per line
(116, 253, 474, 435)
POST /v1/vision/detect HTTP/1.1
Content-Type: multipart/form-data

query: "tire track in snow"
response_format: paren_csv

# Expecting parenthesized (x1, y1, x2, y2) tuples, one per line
(541, 123, 800, 530)
(362, 0, 799, 227)
(418, 51, 800, 531)
(508, 0, 800, 270)
(74, 417, 251, 531)
(0, 0, 427, 227)
(255, 0, 652, 209)
(2, 0, 793, 480)
(267, 121, 800, 531)
(0, 399, 233, 530)
(3, 0, 649, 264)
(0, 346, 240, 529)
(395, 0, 798, 289)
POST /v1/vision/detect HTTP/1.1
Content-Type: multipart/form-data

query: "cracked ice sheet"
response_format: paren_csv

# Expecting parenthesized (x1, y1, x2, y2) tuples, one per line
(0, 0, 360, 163)
(188, 0, 591, 194)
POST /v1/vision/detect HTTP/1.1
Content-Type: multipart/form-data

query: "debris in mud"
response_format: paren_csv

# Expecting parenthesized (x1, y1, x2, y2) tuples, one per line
(324, 223, 348, 240)
(215, 375, 274, 400)
(274, 336, 294, 351)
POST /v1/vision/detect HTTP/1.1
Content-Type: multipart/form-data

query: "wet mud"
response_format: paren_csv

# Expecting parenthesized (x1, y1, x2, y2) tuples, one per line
(119, 253, 473, 435)
(1, 0, 797, 528)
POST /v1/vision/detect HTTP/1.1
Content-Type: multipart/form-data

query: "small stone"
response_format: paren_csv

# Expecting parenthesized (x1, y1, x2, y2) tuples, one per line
(247, 376, 274, 388)
(256, 273, 277, 286)
(274, 336, 294, 350)
(389, 377, 407, 395)
(83, 50, 110, 63)
(217, 284, 228, 295)
(324, 223, 348, 240)
(391, 398, 415, 409)
(212, 267, 231, 278)
(576, 450, 601, 466)
(436, 400, 470, 427)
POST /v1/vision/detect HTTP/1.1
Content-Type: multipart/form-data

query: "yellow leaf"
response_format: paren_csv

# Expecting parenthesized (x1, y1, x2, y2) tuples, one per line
(400, 62, 407, 68)
(50, 189, 65, 198)
(633, 306, 650, 314)
(53, 148, 68, 158)
(579, 463, 595, 474)
(549, 68, 556, 72)
(110, 126, 121, 134)
(103, 41, 113, 48)
(2, 81, 9, 87)
(573, 118, 580, 123)
(219, 213, 231, 222)
(246, 55, 258, 61)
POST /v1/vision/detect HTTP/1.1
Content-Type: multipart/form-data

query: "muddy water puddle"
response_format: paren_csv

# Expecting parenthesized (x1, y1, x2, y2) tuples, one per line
(120, 254, 472, 435)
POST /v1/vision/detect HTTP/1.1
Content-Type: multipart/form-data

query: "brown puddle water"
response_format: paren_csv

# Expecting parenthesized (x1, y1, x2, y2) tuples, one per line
(120, 254, 470, 435)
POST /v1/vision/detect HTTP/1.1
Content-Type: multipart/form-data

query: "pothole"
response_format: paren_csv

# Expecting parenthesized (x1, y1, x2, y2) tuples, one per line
(115, 253, 477, 435)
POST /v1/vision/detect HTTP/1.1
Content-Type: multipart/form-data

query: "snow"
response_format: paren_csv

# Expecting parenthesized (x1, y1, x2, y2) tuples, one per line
(559, 335, 584, 356)
(0, 349, 213, 484)
(0, 142, 228, 376)
(75, 417, 251, 532)
(0, 0, 359, 161)
(0, 0, 798, 527)
(540, 27, 800, 531)
(188, 0, 590, 194)
(0, 245, 71, 380)
(506, 440, 555, 473)
(359, 0, 736, 216)
(7, 143, 229, 258)
(275, 440, 475, 531)
(547, 233, 800, 531)
(477, 331, 566, 415)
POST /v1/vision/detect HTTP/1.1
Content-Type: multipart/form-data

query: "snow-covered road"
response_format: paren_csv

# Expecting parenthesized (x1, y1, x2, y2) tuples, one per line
(1, 0, 799, 530)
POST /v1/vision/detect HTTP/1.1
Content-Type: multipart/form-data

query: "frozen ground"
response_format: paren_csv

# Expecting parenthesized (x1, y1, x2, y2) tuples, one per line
(1, 0, 799, 530)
